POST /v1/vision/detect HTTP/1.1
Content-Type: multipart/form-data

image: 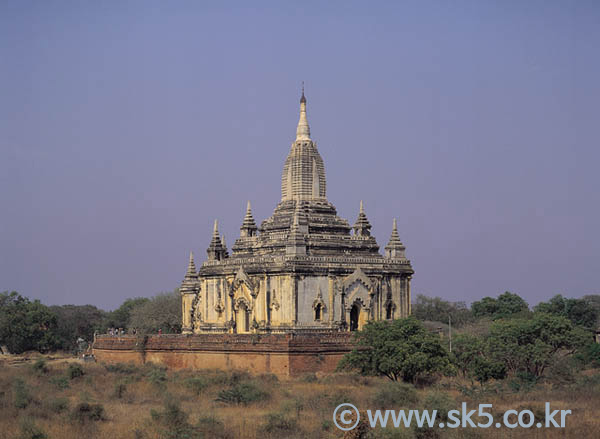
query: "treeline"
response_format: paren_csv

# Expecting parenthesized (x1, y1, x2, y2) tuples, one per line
(0, 290, 182, 354)
(342, 291, 600, 386)
(412, 291, 600, 330)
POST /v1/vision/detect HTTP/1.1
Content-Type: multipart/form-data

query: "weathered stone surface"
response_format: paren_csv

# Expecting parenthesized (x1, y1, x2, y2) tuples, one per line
(181, 91, 415, 335)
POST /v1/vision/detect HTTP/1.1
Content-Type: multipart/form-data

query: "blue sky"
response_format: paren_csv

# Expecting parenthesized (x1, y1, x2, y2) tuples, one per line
(1, 1, 599, 309)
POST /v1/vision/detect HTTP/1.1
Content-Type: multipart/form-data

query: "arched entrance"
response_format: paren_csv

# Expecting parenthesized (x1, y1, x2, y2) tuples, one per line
(236, 302, 250, 333)
(386, 302, 394, 320)
(350, 303, 360, 331)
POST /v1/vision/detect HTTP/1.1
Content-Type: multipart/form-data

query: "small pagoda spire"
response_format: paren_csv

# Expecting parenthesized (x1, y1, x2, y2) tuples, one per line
(296, 83, 311, 141)
(385, 218, 406, 259)
(207, 219, 226, 261)
(353, 200, 372, 237)
(184, 251, 197, 279)
(220, 235, 229, 258)
(240, 200, 258, 237)
(180, 251, 198, 295)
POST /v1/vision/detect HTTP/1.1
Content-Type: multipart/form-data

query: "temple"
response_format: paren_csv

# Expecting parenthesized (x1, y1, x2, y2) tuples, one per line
(180, 90, 414, 334)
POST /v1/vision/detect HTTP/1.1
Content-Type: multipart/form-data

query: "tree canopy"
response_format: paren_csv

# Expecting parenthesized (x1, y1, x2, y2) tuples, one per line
(128, 290, 182, 334)
(412, 294, 475, 327)
(471, 291, 529, 319)
(338, 316, 452, 382)
(485, 313, 589, 378)
(534, 294, 598, 330)
(0, 291, 59, 354)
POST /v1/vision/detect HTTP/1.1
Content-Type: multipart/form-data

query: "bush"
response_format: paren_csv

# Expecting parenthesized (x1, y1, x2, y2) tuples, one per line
(71, 402, 105, 423)
(261, 411, 298, 434)
(19, 418, 47, 439)
(67, 363, 84, 380)
(142, 363, 168, 386)
(185, 377, 207, 396)
(31, 359, 49, 375)
(50, 376, 69, 390)
(150, 399, 201, 439)
(216, 382, 270, 405)
(13, 378, 32, 409)
(299, 372, 318, 383)
(372, 382, 419, 409)
(196, 415, 231, 439)
(47, 397, 69, 413)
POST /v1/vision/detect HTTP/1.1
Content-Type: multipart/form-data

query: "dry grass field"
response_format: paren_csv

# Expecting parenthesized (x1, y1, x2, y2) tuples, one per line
(0, 354, 599, 439)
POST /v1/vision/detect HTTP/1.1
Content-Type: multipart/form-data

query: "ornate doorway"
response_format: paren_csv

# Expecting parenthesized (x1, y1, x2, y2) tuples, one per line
(236, 302, 250, 333)
(350, 303, 360, 331)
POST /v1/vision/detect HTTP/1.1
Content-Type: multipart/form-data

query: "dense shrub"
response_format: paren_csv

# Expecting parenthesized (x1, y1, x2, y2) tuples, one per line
(47, 397, 69, 413)
(67, 363, 84, 380)
(71, 402, 106, 423)
(299, 372, 318, 383)
(261, 411, 298, 434)
(196, 415, 231, 439)
(185, 377, 207, 396)
(50, 376, 69, 390)
(31, 358, 49, 375)
(19, 418, 47, 439)
(216, 382, 269, 405)
(150, 399, 201, 439)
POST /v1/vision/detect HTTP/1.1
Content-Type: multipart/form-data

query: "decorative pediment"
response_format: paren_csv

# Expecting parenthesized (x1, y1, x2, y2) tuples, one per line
(342, 268, 374, 291)
(231, 266, 256, 296)
(343, 269, 373, 311)
(312, 288, 327, 312)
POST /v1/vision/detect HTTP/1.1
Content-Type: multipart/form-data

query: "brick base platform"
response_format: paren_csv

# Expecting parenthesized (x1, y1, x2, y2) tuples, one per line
(92, 333, 356, 377)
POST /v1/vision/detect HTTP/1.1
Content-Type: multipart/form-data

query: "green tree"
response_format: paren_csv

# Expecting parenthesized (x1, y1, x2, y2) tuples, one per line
(472, 291, 529, 319)
(49, 304, 106, 350)
(338, 317, 451, 382)
(412, 295, 475, 327)
(128, 290, 182, 334)
(486, 313, 588, 378)
(0, 291, 59, 354)
(534, 294, 598, 330)
(451, 334, 505, 385)
(103, 297, 150, 329)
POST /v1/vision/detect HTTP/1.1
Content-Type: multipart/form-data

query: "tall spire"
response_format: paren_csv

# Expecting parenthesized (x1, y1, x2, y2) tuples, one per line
(282, 88, 327, 201)
(353, 200, 372, 236)
(385, 218, 406, 259)
(296, 84, 311, 141)
(240, 200, 258, 237)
